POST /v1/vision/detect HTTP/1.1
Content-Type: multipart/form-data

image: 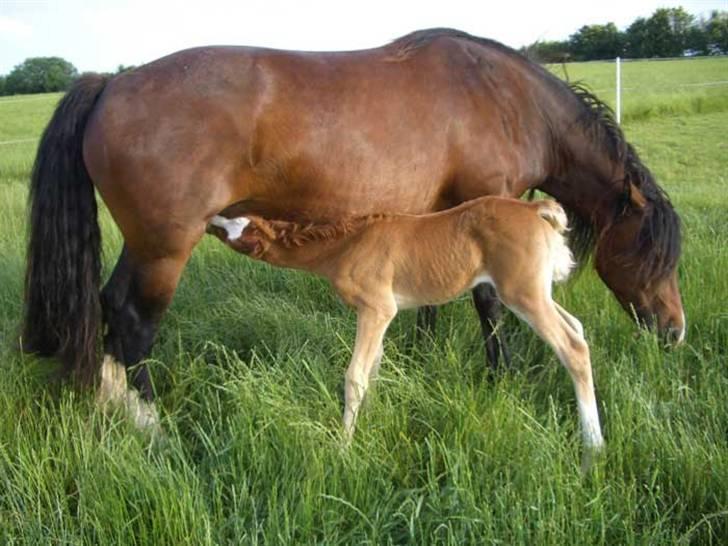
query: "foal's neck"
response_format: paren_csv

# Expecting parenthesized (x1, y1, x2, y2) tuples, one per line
(260, 216, 376, 273)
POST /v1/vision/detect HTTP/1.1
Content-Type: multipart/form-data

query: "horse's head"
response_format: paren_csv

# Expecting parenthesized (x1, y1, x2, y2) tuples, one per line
(594, 183, 685, 345)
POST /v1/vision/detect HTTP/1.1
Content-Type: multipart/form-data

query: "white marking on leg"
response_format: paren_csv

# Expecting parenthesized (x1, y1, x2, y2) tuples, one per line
(578, 398, 604, 450)
(210, 215, 251, 240)
(97, 354, 128, 405)
(123, 388, 162, 433)
(97, 355, 162, 435)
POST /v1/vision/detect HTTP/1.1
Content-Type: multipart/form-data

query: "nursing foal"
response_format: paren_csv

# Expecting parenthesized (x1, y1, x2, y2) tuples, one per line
(208, 196, 604, 459)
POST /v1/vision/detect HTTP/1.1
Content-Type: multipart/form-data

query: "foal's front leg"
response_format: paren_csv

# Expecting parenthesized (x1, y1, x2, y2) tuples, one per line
(343, 304, 396, 439)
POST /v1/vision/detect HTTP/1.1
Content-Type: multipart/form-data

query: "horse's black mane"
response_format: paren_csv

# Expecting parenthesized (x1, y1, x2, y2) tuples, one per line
(568, 85, 681, 282)
(392, 28, 681, 282)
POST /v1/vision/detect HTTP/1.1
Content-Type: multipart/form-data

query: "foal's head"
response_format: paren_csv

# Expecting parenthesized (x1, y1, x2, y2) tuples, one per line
(594, 183, 685, 345)
(207, 215, 276, 258)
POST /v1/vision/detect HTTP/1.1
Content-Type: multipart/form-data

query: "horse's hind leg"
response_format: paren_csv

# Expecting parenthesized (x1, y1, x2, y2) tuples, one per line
(98, 240, 196, 431)
(472, 284, 511, 370)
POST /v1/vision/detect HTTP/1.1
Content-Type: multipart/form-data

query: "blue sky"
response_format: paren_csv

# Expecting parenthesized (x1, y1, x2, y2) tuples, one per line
(1, 0, 725, 74)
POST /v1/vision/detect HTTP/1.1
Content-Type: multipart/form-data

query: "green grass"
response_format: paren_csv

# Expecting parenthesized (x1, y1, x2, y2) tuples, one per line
(548, 56, 728, 122)
(0, 93, 60, 182)
(1, 60, 727, 544)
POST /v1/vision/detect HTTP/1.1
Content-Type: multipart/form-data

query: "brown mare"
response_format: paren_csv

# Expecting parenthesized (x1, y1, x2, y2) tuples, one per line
(23, 29, 684, 428)
(207, 197, 604, 466)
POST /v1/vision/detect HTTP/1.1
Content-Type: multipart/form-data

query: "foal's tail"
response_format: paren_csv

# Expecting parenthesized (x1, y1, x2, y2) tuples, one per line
(23, 74, 110, 385)
(537, 200, 574, 284)
(537, 200, 569, 234)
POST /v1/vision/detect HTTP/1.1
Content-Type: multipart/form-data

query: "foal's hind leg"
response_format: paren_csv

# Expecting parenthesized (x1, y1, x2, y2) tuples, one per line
(553, 302, 584, 338)
(98, 240, 196, 431)
(472, 284, 511, 370)
(503, 291, 604, 467)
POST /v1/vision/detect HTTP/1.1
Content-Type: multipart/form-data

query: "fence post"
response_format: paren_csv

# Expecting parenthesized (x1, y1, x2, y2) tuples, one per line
(616, 56, 621, 124)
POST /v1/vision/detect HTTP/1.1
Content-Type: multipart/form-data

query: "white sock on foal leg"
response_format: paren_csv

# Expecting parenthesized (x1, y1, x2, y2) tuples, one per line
(578, 398, 604, 450)
(577, 395, 604, 472)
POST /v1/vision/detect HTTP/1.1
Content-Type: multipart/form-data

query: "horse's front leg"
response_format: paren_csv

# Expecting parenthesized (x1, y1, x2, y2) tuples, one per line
(343, 303, 396, 439)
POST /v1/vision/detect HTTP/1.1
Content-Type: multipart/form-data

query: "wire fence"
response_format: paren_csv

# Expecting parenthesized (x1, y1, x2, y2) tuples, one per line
(613, 56, 728, 123)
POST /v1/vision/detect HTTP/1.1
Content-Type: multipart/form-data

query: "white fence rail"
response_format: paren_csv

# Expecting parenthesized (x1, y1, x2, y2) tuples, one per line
(616, 56, 621, 124)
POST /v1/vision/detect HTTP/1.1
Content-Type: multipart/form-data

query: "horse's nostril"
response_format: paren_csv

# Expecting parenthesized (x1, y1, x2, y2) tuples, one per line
(663, 324, 685, 346)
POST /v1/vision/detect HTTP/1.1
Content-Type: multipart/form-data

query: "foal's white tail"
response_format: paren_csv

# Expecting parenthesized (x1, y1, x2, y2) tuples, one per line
(537, 201, 574, 284)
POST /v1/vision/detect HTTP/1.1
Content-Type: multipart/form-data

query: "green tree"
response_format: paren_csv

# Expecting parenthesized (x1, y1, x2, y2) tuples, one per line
(569, 23, 623, 60)
(706, 10, 728, 53)
(4, 57, 78, 95)
(625, 7, 695, 58)
(0, 75, 6, 96)
(624, 17, 649, 58)
(685, 16, 710, 55)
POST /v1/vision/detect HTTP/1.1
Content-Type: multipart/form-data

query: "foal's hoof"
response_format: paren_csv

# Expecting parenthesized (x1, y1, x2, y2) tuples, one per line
(580, 444, 605, 474)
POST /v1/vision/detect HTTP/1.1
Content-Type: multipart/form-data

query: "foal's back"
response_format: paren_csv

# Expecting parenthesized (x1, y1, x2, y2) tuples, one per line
(332, 197, 567, 309)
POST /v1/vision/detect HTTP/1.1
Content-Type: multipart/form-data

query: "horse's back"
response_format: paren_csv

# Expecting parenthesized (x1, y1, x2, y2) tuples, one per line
(83, 32, 559, 248)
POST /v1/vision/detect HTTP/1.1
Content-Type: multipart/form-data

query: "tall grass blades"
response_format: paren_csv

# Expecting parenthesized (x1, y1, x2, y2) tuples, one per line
(0, 59, 726, 544)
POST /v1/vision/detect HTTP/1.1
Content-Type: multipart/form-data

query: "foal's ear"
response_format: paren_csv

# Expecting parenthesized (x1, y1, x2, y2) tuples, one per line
(628, 183, 647, 210)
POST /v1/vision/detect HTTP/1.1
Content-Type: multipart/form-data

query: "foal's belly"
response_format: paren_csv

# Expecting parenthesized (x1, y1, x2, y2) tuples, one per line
(392, 272, 494, 310)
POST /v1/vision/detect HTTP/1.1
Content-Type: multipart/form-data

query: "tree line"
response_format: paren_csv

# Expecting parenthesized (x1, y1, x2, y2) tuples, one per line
(525, 8, 728, 63)
(0, 59, 133, 97)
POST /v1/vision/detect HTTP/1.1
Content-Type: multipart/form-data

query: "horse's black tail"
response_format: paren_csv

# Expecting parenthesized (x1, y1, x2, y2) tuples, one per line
(23, 74, 110, 385)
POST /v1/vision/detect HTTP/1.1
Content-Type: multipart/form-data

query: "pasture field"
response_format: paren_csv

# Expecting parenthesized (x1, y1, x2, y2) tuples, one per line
(0, 59, 727, 544)
(547, 56, 728, 122)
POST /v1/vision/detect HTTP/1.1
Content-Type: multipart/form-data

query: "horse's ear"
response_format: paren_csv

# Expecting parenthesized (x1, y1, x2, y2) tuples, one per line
(628, 183, 647, 210)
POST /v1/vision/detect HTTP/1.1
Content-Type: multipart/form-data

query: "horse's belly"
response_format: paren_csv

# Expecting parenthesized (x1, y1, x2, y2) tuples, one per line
(242, 150, 452, 218)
